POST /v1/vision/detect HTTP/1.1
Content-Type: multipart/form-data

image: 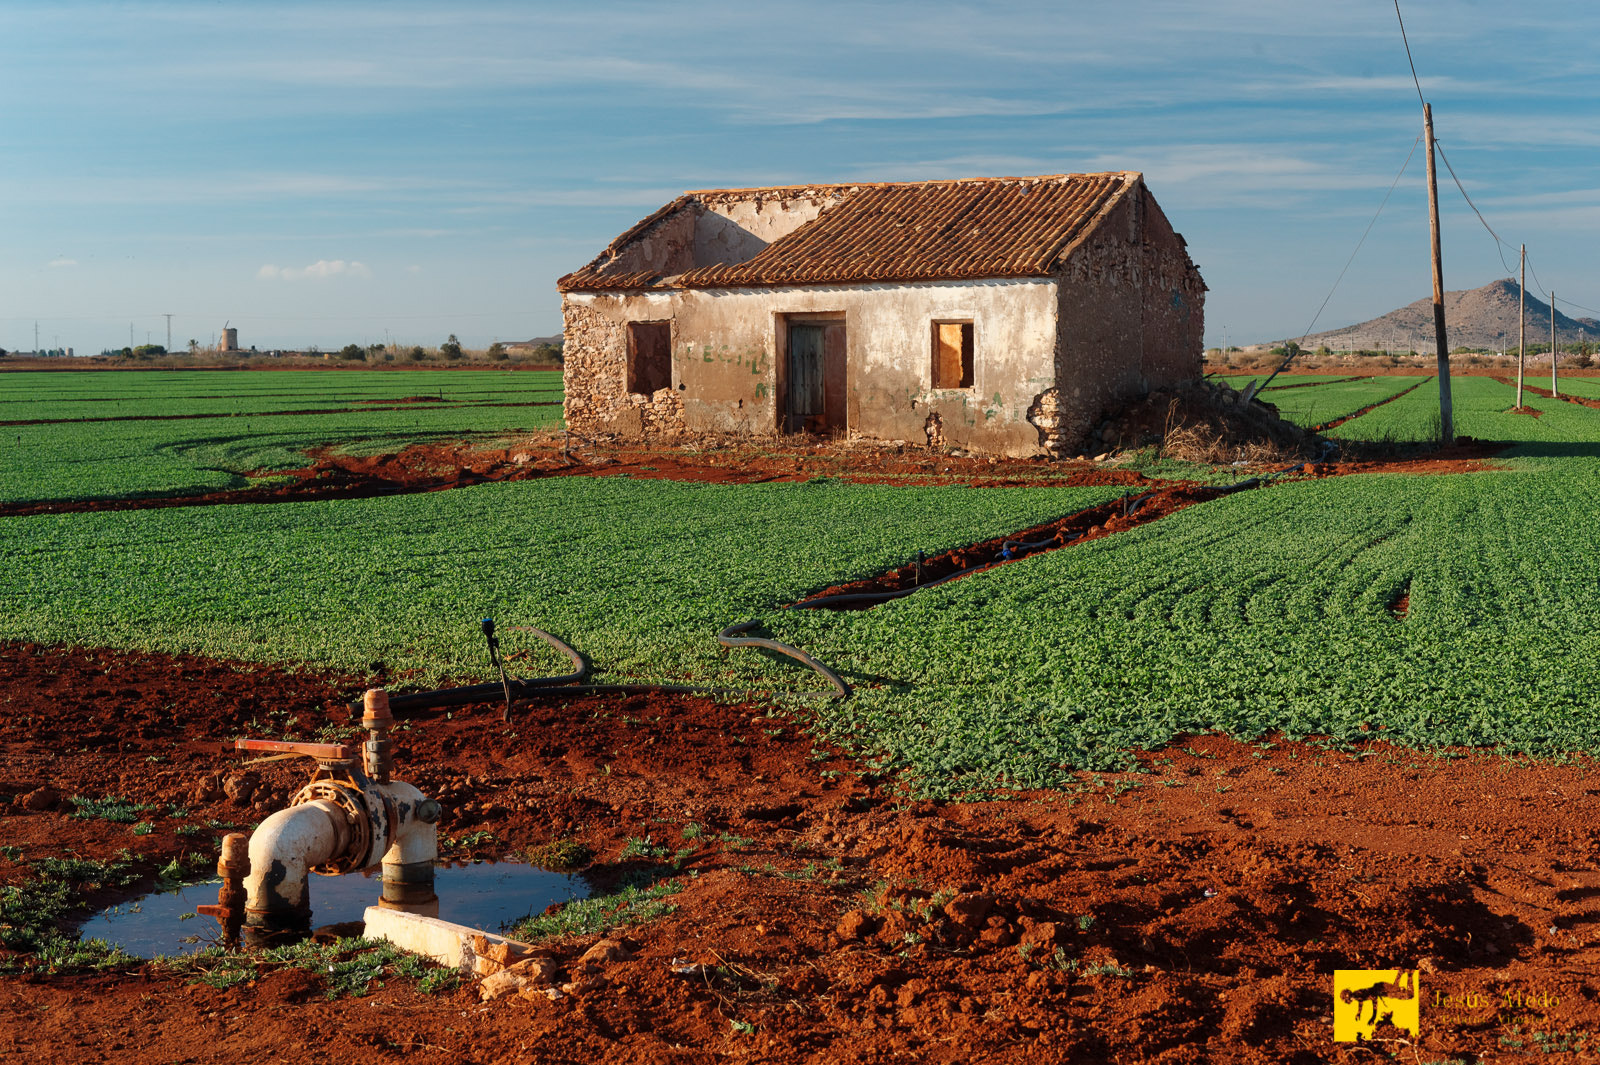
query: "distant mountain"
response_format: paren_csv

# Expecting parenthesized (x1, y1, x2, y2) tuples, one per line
(1287, 279, 1600, 353)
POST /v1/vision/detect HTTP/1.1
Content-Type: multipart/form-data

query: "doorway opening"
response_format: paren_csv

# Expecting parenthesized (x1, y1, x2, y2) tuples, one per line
(782, 316, 846, 434)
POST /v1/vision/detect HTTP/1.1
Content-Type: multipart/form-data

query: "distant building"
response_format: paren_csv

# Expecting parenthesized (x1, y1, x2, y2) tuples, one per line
(220, 327, 239, 352)
(558, 172, 1204, 456)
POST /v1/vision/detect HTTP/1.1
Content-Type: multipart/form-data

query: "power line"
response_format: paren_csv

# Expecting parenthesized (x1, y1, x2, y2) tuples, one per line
(1388, 5, 1600, 319)
(1393, 0, 1427, 109)
(1548, 290, 1600, 318)
(1524, 253, 1555, 304)
(1433, 140, 1521, 279)
(1295, 133, 1423, 345)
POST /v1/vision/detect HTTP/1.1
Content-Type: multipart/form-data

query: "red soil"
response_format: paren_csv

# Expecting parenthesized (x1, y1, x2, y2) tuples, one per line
(0, 431, 1507, 522)
(0, 438, 1154, 518)
(5, 643, 1600, 1062)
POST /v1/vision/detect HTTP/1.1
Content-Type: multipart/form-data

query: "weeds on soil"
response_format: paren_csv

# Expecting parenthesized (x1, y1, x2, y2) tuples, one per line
(164, 937, 454, 999)
(511, 873, 682, 941)
(527, 838, 595, 872)
(69, 795, 149, 824)
(0, 854, 142, 972)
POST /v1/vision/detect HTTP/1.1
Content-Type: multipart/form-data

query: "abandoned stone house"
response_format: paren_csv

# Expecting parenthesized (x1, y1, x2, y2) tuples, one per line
(558, 172, 1204, 456)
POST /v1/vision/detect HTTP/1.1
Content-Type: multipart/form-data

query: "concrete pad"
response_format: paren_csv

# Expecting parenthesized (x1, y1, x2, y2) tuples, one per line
(363, 905, 535, 973)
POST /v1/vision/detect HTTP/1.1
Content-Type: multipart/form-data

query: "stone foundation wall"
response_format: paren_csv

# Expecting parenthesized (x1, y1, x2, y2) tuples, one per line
(561, 299, 687, 439)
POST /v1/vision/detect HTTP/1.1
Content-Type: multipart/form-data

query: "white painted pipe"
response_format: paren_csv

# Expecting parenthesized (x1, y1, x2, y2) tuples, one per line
(242, 799, 349, 945)
(376, 780, 440, 916)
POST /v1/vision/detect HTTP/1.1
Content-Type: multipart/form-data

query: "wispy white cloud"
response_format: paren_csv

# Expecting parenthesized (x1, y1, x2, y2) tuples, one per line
(2, 172, 460, 207)
(47, 257, 77, 268)
(257, 259, 371, 281)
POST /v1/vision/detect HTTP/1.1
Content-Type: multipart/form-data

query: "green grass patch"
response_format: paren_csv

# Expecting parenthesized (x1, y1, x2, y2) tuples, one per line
(510, 874, 682, 941)
(526, 839, 595, 872)
(0, 855, 142, 971)
(69, 796, 148, 824)
(0, 369, 563, 505)
(162, 936, 452, 998)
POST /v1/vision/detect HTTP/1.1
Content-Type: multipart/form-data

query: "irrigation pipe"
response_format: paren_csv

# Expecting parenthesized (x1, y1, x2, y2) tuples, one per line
(385, 626, 590, 713)
(379, 620, 849, 715)
(716, 620, 851, 699)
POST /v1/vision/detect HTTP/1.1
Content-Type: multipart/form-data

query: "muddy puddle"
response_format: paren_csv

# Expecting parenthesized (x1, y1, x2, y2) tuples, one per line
(80, 860, 587, 958)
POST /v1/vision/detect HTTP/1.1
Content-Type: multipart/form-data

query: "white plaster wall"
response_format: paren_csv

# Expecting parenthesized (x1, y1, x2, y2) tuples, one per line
(567, 278, 1059, 455)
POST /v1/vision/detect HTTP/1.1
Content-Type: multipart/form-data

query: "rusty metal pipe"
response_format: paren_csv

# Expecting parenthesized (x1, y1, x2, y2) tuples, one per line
(362, 688, 394, 784)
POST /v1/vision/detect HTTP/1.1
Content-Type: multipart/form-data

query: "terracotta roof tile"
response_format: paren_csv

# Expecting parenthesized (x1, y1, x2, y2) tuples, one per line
(559, 173, 1140, 292)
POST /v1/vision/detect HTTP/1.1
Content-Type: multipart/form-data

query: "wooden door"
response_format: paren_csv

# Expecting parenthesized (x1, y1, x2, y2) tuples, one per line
(786, 324, 826, 433)
(784, 321, 847, 435)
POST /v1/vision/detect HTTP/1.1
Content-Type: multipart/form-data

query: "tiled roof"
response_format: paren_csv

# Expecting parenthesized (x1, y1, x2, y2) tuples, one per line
(559, 173, 1140, 292)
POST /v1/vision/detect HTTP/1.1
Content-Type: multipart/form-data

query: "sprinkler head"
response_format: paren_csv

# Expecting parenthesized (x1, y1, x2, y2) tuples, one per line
(481, 617, 496, 638)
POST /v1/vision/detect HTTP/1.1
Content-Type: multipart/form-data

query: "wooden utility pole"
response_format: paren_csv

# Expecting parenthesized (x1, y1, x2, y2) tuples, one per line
(1518, 245, 1526, 408)
(1552, 291, 1560, 397)
(1424, 103, 1454, 444)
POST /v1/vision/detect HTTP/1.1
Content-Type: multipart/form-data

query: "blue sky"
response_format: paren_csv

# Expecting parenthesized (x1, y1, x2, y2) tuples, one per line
(5, 1, 1600, 354)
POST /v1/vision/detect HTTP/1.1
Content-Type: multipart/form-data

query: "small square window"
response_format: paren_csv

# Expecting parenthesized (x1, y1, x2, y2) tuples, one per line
(932, 321, 974, 389)
(627, 321, 672, 395)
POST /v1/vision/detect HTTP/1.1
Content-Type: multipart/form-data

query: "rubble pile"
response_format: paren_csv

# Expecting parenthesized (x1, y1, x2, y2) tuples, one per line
(1087, 379, 1323, 464)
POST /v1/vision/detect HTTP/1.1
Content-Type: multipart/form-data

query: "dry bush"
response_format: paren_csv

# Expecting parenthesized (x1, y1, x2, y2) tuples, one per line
(1091, 381, 1320, 465)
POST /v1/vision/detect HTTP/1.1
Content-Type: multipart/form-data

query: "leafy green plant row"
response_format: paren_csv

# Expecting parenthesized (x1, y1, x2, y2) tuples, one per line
(1215, 374, 1357, 390)
(0, 400, 562, 505)
(770, 457, 1600, 792)
(1261, 376, 1426, 427)
(0, 478, 1128, 688)
(1330, 375, 1600, 445)
(0, 368, 561, 422)
(1546, 375, 1600, 402)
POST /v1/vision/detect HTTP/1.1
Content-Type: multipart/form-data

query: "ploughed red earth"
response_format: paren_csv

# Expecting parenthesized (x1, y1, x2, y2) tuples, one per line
(0, 431, 1504, 520)
(3, 641, 1599, 1063)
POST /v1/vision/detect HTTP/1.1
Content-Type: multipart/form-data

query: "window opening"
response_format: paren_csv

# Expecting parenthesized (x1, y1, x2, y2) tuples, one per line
(627, 321, 672, 395)
(932, 321, 974, 389)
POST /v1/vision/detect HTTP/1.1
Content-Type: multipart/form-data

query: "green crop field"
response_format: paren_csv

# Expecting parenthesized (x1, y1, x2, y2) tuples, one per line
(1330, 374, 1600, 444)
(1257, 376, 1425, 427)
(1543, 375, 1600, 401)
(8, 367, 1600, 793)
(0, 478, 1129, 692)
(0, 370, 563, 505)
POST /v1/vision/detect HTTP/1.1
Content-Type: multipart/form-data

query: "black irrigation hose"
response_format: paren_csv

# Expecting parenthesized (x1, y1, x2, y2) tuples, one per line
(507, 624, 587, 682)
(717, 620, 851, 699)
(379, 620, 849, 714)
(385, 626, 590, 713)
